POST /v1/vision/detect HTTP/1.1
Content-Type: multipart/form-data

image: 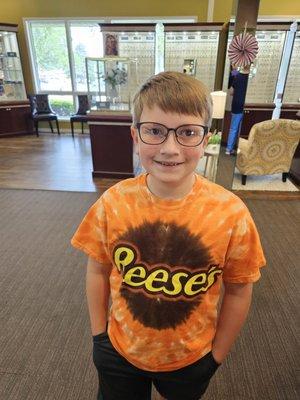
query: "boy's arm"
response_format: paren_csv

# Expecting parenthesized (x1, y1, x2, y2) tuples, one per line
(212, 282, 253, 364)
(86, 256, 112, 336)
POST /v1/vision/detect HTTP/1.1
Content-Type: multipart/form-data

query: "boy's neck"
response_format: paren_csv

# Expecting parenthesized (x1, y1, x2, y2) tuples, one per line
(146, 174, 196, 200)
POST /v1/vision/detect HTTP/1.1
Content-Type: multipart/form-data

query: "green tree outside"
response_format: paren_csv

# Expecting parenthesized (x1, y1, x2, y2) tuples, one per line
(32, 24, 70, 77)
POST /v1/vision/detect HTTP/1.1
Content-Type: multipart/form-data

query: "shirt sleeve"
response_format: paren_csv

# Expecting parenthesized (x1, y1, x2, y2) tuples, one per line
(223, 207, 266, 283)
(71, 197, 111, 265)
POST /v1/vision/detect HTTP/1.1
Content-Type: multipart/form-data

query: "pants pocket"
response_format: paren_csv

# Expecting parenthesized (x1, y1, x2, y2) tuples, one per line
(93, 331, 108, 342)
(208, 351, 221, 368)
(92, 332, 110, 370)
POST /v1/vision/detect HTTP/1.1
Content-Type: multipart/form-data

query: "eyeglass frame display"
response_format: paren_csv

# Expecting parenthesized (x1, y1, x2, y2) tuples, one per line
(0, 24, 27, 102)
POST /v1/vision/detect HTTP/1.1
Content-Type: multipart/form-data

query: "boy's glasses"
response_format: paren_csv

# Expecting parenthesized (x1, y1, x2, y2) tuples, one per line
(136, 122, 209, 147)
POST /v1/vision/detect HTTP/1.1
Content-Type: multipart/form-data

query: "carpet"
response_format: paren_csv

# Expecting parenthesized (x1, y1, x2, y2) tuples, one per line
(0, 188, 299, 400)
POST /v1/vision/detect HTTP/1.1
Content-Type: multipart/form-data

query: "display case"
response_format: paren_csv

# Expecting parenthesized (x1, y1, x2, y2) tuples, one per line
(0, 23, 26, 102)
(99, 24, 156, 94)
(86, 56, 137, 111)
(0, 23, 33, 137)
(164, 23, 224, 92)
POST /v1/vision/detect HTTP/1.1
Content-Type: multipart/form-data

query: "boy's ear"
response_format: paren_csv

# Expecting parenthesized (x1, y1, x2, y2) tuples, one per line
(131, 125, 138, 144)
(131, 126, 139, 155)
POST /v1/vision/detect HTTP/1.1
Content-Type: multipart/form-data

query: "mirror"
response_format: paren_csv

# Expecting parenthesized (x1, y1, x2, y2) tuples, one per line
(183, 59, 197, 75)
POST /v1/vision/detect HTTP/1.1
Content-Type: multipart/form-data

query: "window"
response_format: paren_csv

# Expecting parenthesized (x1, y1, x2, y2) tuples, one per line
(29, 21, 72, 92)
(26, 19, 103, 117)
(69, 22, 102, 92)
(25, 17, 196, 118)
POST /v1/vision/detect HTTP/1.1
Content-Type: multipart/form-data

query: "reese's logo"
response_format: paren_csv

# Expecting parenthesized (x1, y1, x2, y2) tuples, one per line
(112, 220, 220, 329)
(113, 243, 222, 299)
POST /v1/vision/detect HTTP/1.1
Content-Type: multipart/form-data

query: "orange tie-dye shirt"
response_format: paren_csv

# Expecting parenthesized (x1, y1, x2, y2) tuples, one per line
(71, 174, 266, 372)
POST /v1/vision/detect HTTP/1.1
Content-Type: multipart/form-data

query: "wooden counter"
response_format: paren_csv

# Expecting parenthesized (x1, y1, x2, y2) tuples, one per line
(87, 110, 134, 179)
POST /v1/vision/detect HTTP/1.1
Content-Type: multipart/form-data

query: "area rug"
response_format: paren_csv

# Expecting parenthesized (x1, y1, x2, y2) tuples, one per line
(232, 170, 299, 191)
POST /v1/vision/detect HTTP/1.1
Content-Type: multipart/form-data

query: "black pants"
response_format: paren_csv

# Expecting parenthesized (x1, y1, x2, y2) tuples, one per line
(93, 332, 220, 400)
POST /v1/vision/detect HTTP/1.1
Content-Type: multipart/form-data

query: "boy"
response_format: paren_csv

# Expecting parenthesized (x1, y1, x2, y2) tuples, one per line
(71, 71, 266, 400)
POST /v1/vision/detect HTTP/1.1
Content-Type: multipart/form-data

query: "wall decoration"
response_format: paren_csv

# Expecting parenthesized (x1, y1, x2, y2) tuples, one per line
(228, 29, 258, 67)
(104, 33, 119, 56)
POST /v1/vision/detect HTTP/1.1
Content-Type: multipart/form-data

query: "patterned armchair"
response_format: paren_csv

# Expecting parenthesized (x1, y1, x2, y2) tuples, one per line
(236, 119, 300, 185)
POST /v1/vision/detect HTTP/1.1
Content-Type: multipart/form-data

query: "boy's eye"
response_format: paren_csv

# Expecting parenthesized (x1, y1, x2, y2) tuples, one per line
(147, 127, 164, 136)
(151, 128, 161, 135)
(178, 128, 197, 137)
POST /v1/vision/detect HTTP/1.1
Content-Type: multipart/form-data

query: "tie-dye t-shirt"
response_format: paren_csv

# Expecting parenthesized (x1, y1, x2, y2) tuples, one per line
(71, 174, 266, 372)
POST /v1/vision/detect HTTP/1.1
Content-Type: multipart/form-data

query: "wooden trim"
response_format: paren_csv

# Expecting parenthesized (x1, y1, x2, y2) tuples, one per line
(244, 103, 276, 110)
(164, 23, 224, 31)
(281, 104, 300, 110)
(88, 121, 131, 126)
(0, 105, 30, 110)
(0, 100, 30, 106)
(92, 171, 134, 179)
(87, 111, 131, 123)
(0, 23, 18, 31)
(233, 191, 300, 200)
(99, 24, 156, 32)
(229, 22, 295, 30)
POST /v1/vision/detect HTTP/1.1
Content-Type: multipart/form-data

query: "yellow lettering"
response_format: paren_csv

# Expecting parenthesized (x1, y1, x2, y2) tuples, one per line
(163, 272, 188, 296)
(184, 273, 207, 296)
(114, 244, 222, 298)
(144, 269, 168, 292)
(123, 266, 146, 286)
(205, 267, 222, 290)
(114, 246, 135, 272)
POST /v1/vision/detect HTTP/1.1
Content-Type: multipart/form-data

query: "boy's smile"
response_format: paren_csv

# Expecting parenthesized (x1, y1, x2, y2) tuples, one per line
(131, 105, 209, 199)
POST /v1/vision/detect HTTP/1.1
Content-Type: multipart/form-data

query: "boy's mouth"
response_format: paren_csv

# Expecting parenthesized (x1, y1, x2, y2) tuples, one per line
(154, 160, 184, 166)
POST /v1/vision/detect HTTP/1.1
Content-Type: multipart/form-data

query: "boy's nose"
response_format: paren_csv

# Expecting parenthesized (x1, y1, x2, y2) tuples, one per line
(160, 131, 180, 154)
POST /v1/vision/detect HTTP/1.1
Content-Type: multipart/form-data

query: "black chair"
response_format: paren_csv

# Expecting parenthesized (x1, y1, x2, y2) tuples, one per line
(70, 95, 90, 137)
(28, 94, 60, 137)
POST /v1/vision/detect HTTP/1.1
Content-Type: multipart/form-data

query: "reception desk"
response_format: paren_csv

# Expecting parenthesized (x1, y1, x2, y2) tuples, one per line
(88, 111, 134, 179)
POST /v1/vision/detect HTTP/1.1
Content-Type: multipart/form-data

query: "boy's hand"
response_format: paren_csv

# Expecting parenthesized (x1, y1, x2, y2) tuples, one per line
(212, 282, 253, 364)
(212, 347, 227, 365)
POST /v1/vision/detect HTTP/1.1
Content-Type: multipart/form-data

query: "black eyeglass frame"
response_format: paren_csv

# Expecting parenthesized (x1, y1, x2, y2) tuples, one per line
(136, 122, 209, 147)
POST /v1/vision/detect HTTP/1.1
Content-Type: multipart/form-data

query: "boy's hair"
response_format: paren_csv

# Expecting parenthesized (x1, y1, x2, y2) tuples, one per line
(131, 71, 212, 127)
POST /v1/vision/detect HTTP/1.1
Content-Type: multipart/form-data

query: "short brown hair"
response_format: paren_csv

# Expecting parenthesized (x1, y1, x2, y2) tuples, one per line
(131, 71, 212, 127)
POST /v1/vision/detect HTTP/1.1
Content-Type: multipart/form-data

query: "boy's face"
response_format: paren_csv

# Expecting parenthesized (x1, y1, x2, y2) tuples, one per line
(131, 105, 209, 196)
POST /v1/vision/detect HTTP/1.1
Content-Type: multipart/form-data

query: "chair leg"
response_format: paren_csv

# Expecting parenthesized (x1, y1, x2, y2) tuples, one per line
(55, 119, 60, 135)
(35, 121, 39, 137)
(282, 172, 288, 182)
(242, 175, 247, 185)
(71, 120, 74, 138)
(49, 120, 54, 133)
(81, 121, 84, 134)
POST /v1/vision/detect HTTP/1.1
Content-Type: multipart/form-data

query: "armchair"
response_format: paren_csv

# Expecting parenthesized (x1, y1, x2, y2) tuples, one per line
(28, 94, 60, 137)
(236, 119, 300, 185)
(70, 95, 90, 137)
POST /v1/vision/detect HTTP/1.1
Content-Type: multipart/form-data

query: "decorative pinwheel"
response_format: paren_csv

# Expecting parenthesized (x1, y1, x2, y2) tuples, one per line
(228, 29, 258, 67)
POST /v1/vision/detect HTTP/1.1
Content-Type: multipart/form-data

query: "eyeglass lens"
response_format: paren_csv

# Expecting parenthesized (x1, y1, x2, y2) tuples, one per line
(139, 123, 205, 146)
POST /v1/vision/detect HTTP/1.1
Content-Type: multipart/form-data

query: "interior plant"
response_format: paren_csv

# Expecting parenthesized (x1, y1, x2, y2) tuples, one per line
(102, 65, 127, 89)
(208, 131, 222, 145)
